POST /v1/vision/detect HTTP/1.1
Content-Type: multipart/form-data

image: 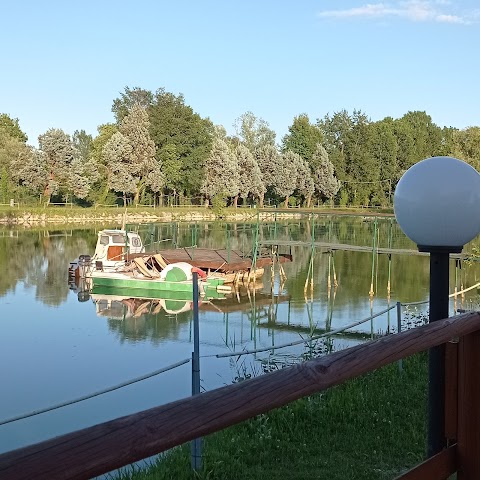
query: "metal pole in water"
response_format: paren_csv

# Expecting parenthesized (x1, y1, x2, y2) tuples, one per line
(396, 301, 403, 372)
(369, 217, 377, 297)
(191, 272, 202, 471)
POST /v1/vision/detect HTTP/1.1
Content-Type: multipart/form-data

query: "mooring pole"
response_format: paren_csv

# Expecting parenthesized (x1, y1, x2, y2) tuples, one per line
(191, 272, 202, 470)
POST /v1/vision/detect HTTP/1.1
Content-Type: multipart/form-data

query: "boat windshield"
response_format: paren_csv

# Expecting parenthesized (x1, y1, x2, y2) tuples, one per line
(111, 234, 126, 244)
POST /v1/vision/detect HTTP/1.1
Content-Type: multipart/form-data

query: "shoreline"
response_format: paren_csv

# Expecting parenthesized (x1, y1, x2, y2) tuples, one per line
(0, 207, 393, 227)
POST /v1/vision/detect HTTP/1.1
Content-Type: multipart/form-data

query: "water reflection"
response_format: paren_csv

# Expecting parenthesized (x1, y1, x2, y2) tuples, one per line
(84, 282, 292, 345)
(1, 218, 480, 455)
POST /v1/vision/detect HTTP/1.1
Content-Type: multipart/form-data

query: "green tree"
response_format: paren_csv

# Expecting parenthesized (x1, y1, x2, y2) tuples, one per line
(159, 143, 182, 202)
(112, 86, 154, 124)
(149, 88, 214, 196)
(317, 109, 353, 182)
(0, 113, 28, 143)
(394, 111, 444, 172)
(72, 130, 93, 162)
(370, 118, 398, 204)
(439, 127, 457, 157)
(282, 114, 323, 164)
(0, 130, 31, 201)
(320, 110, 379, 205)
(452, 127, 480, 172)
(89, 124, 118, 204)
(345, 111, 379, 205)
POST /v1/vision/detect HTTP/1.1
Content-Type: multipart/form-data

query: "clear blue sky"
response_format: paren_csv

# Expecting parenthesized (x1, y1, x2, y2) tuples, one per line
(1, 0, 479, 146)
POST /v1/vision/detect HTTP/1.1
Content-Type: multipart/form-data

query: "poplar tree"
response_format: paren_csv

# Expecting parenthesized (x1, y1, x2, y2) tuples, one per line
(201, 138, 239, 207)
(233, 112, 276, 152)
(312, 144, 340, 202)
(14, 148, 48, 199)
(235, 144, 265, 207)
(295, 155, 315, 207)
(102, 132, 136, 207)
(119, 103, 162, 204)
(275, 150, 300, 207)
(38, 128, 80, 202)
(255, 144, 281, 207)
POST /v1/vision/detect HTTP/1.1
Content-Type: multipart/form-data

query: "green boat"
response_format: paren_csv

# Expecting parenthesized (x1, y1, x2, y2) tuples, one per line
(90, 261, 229, 297)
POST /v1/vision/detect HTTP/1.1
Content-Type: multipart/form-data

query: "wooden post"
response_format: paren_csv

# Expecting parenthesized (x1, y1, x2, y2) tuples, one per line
(457, 331, 480, 479)
(444, 340, 458, 442)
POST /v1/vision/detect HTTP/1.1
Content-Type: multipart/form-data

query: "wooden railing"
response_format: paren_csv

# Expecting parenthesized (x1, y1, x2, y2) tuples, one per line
(1, 312, 480, 480)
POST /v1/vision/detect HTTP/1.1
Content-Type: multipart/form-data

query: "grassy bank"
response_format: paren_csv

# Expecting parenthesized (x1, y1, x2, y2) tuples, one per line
(115, 353, 427, 480)
(0, 204, 394, 227)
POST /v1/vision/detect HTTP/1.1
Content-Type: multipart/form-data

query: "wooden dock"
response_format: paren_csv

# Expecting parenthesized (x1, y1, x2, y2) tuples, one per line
(257, 240, 466, 258)
(129, 248, 292, 273)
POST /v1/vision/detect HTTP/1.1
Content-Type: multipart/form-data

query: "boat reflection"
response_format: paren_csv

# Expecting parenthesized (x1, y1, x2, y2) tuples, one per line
(89, 282, 289, 319)
(92, 294, 193, 318)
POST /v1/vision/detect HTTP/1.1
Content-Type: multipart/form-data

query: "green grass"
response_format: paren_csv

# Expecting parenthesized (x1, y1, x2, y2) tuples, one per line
(114, 354, 427, 480)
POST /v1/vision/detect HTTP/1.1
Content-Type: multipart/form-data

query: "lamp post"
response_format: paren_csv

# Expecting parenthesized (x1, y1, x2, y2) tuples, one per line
(394, 156, 480, 457)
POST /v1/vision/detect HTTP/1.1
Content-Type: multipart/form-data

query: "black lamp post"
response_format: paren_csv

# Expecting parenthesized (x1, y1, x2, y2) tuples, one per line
(394, 156, 480, 457)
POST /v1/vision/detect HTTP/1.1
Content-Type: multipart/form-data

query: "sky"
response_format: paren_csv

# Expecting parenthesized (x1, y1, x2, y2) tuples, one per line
(1, 0, 479, 147)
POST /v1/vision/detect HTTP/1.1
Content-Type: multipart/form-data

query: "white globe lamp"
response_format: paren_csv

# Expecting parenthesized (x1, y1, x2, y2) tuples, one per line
(394, 156, 480, 457)
(394, 156, 480, 251)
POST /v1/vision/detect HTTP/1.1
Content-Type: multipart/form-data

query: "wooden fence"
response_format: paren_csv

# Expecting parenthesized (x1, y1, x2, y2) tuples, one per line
(1, 312, 480, 479)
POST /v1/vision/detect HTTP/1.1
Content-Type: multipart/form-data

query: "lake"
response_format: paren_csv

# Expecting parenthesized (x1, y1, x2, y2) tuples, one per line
(1, 214, 479, 455)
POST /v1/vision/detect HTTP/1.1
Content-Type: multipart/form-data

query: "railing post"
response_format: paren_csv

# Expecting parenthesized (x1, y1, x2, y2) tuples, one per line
(457, 331, 480, 479)
(444, 340, 458, 443)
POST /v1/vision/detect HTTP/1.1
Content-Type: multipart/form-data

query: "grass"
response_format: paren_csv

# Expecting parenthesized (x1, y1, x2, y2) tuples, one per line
(114, 353, 427, 480)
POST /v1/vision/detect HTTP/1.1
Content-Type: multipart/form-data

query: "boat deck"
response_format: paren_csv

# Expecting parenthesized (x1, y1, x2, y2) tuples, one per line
(128, 248, 292, 273)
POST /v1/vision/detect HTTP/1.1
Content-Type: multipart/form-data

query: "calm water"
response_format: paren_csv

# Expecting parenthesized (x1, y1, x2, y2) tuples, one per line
(1, 216, 479, 454)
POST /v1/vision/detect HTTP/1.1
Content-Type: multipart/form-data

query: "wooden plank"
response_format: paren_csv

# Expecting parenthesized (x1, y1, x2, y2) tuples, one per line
(444, 341, 458, 441)
(457, 331, 480, 479)
(394, 444, 457, 480)
(1, 313, 479, 480)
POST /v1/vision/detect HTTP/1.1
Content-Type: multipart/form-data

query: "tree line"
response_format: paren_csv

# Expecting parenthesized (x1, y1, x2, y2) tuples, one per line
(1, 86, 479, 208)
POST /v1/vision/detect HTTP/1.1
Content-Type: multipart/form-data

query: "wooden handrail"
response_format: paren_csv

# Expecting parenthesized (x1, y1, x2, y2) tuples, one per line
(1, 312, 479, 480)
(394, 444, 457, 479)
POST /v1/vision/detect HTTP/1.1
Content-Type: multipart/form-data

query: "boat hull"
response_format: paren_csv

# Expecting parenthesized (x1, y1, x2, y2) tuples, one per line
(90, 272, 227, 297)
(91, 283, 227, 300)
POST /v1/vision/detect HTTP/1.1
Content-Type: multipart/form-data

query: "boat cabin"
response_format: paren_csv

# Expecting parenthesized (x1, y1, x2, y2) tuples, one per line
(93, 229, 145, 271)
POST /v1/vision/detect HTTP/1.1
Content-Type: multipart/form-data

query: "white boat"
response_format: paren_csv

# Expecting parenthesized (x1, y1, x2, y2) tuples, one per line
(69, 229, 230, 296)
